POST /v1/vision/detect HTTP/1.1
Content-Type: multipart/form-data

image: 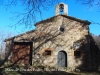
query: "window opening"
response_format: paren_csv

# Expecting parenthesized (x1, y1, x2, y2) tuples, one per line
(58, 26, 65, 32)
(45, 50, 51, 55)
(43, 48, 52, 56)
(60, 27, 64, 32)
(74, 51, 81, 57)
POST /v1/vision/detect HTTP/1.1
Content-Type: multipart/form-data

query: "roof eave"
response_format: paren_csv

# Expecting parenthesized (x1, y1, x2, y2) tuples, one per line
(4, 30, 35, 42)
(34, 15, 91, 26)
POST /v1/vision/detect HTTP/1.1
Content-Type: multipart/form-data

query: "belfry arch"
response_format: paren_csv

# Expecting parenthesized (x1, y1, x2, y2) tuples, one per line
(55, 2, 68, 15)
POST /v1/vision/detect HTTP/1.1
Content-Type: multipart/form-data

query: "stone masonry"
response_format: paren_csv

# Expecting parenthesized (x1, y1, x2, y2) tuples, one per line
(5, 3, 95, 71)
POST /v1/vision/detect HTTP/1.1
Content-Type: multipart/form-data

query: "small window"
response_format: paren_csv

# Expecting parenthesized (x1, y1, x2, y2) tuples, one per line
(43, 50, 51, 56)
(43, 48, 52, 56)
(58, 26, 65, 32)
(60, 27, 64, 32)
(74, 51, 81, 57)
(45, 50, 51, 55)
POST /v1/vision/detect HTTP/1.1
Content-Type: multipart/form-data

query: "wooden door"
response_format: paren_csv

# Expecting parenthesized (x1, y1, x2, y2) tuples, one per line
(57, 51, 67, 67)
(12, 42, 32, 65)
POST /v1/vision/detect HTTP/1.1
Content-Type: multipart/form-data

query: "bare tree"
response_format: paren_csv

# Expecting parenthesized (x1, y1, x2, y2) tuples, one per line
(0, 29, 12, 59)
(76, 0, 100, 9)
(0, 0, 62, 28)
(76, 0, 100, 28)
(0, 0, 65, 68)
(0, 0, 100, 28)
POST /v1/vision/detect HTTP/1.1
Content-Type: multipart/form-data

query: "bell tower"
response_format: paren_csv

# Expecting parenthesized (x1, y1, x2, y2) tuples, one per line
(55, 2, 68, 15)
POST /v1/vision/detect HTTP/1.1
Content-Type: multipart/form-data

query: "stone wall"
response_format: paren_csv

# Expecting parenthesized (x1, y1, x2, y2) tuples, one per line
(33, 15, 90, 69)
(5, 15, 90, 70)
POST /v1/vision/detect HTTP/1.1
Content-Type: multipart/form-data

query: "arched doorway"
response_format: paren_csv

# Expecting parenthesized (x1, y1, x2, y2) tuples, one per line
(57, 51, 67, 67)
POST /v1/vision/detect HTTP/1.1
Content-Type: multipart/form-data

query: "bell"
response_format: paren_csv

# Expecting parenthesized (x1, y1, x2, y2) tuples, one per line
(59, 4, 64, 12)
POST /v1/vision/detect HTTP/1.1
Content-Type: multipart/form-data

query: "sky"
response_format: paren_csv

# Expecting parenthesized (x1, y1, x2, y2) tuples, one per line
(0, 0, 100, 39)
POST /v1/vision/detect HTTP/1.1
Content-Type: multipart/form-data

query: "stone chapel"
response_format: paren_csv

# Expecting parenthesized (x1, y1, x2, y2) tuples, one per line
(5, 2, 100, 71)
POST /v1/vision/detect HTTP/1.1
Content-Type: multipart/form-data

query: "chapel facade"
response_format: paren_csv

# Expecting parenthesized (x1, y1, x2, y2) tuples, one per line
(5, 3, 100, 71)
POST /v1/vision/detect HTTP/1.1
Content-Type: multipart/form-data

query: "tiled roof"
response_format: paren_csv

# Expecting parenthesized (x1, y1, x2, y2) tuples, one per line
(4, 30, 35, 41)
(35, 15, 91, 26)
(4, 30, 52, 41)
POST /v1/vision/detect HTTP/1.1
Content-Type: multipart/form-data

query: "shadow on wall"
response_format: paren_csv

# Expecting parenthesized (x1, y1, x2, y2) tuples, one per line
(89, 35, 100, 71)
(74, 35, 100, 71)
(8, 42, 33, 66)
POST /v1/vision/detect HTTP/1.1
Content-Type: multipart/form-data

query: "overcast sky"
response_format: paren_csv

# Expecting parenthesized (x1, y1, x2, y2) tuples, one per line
(0, 0, 100, 38)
